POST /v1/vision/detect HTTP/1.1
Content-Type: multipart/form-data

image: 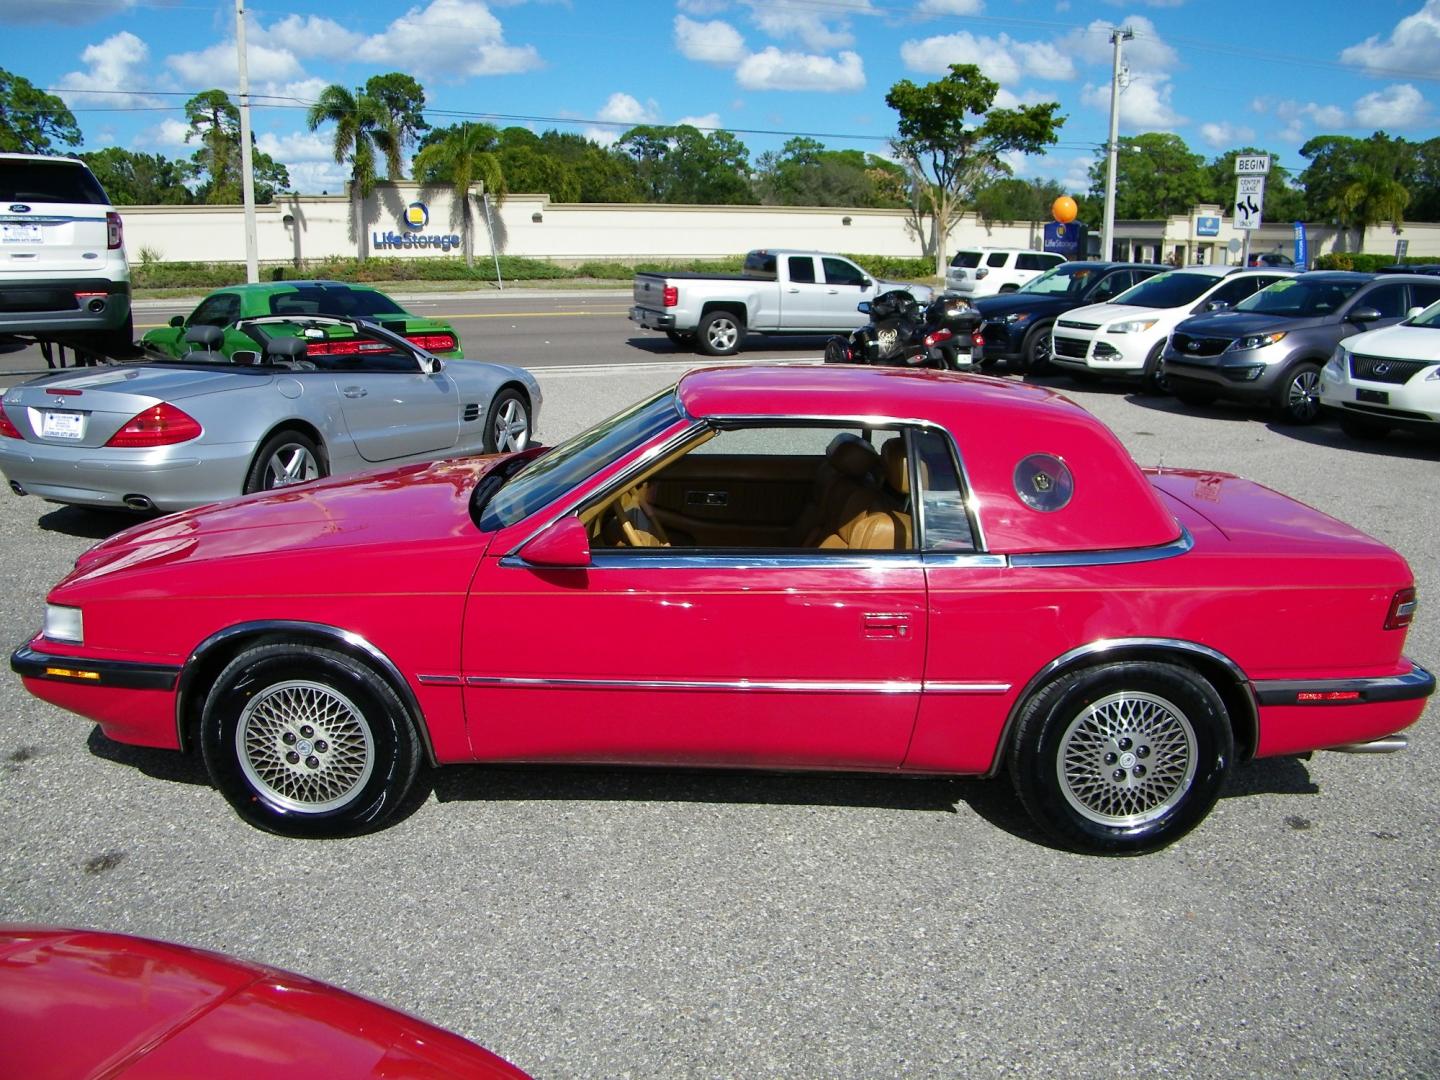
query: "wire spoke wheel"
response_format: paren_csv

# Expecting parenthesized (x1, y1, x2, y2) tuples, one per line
(1057, 691, 1197, 827)
(236, 679, 375, 813)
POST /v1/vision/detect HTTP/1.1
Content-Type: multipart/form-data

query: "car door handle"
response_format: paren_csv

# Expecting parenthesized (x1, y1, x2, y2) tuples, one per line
(788, 287, 800, 293)
(828, 289, 839, 294)
(863, 612, 910, 638)
(342, 386, 367, 398)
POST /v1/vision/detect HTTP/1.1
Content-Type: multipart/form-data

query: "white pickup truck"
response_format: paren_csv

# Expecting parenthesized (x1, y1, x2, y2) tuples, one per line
(629, 249, 932, 356)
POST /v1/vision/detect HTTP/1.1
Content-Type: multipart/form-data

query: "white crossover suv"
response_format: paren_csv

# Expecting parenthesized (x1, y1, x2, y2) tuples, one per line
(945, 248, 1065, 298)
(0, 153, 132, 353)
(1320, 299, 1440, 439)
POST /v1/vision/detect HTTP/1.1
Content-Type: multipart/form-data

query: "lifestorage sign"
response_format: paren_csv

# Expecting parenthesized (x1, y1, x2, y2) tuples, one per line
(372, 202, 461, 253)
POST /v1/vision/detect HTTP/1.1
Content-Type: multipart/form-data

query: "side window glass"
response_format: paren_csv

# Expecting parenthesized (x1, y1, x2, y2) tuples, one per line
(1362, 284, 1407, 319)
(1410, 283, 1440, 311)
(1044, 254, 1065, 269)
(190, 295, 238, 328)
(913, 429, 975, 552)
(986, 252, 1009, 268)
(822, 258, 865, 287)
(1207, 277, 1261, 307)
(787, 256, 816, 284)
(1016, 254, 1039, 271)
(1091, 272, 1128, 300)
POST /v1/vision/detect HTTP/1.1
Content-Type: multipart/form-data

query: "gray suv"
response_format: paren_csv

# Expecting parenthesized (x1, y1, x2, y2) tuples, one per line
(1163, 272, 1440, 423)
(0, 153, 132, 354)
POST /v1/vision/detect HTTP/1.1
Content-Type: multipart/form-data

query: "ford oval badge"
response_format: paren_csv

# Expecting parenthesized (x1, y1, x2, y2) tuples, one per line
(9, 204, 31, 213)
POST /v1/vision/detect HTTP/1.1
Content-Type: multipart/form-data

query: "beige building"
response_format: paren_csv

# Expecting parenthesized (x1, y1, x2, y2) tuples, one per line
(119, 183, 1438, 269)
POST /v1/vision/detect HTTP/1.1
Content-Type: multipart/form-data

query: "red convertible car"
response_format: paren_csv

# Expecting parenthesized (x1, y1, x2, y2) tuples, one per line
(11, 366, 1433, 853)
(0, 926, 530, 1078)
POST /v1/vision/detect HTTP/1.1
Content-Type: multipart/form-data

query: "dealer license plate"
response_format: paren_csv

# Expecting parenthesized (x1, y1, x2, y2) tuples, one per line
(1, 223, 42, 244)
(41, 411, 85, 439)
(1357, 388, 1389, 405)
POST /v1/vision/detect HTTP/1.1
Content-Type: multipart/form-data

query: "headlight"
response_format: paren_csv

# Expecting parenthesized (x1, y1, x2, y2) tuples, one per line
(1324, 347, 1347, 378)
(1107, 319, 1158, 334)
(1426, 366, 1440, 382)
(1004, 313, 1032, 325)
(44, 604, 84, 644)
(1230, 331, 1288, 351)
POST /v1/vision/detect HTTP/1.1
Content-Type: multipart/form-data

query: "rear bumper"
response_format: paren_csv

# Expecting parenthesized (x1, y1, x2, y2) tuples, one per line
(1252, 660, 1434, 758)
(0, 437, 250, 512)
(629, 306, 676, 331)
(0, 276, 131, 333)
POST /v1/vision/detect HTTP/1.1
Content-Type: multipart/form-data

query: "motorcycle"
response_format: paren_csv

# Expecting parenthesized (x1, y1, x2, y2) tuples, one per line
(823, 290, 985, 370)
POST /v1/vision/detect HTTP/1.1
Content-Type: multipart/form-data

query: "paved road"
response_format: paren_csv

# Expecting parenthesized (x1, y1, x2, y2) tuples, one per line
(0, 311, 1437, 1078)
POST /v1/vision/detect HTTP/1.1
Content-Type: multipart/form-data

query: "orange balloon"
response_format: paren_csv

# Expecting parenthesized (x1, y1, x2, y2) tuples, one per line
(1052, 195, 1079, 224)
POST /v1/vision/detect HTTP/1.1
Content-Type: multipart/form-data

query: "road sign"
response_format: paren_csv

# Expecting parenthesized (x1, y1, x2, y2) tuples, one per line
(1396, 238, 1410, 259)
(1234, 174, 1265, 231)
(1235, 154, 1271, 176)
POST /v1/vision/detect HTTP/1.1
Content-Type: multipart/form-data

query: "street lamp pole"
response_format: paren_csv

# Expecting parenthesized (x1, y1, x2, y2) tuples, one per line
(235, 0, 259, 284)
(1101, 25, 1133, 263)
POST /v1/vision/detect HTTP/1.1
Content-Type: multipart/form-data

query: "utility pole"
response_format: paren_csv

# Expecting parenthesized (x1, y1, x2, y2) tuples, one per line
(1101, 25, 1133, 264)
(235, 0, 258, 283)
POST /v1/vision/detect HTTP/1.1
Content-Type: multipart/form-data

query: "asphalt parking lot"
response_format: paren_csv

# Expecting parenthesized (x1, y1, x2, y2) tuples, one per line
(1, 340, 1437, 1077)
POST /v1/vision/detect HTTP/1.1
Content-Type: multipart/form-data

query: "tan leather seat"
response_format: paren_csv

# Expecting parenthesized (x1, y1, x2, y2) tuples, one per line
(822, 438, 915, 550)
(617, 483, 670, 548)
(791, 433, 882, 548)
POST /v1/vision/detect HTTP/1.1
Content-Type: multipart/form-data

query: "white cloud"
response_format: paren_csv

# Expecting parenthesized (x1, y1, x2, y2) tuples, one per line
(1014, 40, 1078, 81)
(260, 78, 332, 109)
(58, 31, 159, 108)
(918, 0, 985, 14)
(137, 118, 192, 150)
(900, 31, 1077, 83)
(1353, 83, 1431, 128)
(1198, 121, 1255, 148)
(255, 130, 335, 162)
(168, 40, 304, 85)
(1274, 98, 1349, 138)
(1063, 16, 1178, 71)
(677, 112, 723, 130)
(1340, 0, 1440, 74)
(1081, 71, 1185, 129)
(597, 92, 660, 125)
(0, 0, 138, 24)
(252, 15, 364, 60)
(674, 15, 747, 65)
(354, 0, 542, 79)
(285, 160, 350, 195)
(736, 47, 865, 91)
(740, 0, 874, 52)
(677, 0, 731, 12)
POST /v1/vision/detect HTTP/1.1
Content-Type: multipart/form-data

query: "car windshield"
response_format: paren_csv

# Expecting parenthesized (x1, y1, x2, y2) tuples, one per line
(1017, 263, 1097, 296)
(1407, 300, 1440, 327)
(476, 388, 683, 531)
(267, 287, 407, 318)
(1110, 271, 1220, 309)
(1234, 278, 1362, 316)
(950, 251, 982, 268)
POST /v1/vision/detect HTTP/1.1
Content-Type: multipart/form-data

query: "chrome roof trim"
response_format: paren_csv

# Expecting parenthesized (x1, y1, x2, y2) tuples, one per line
(507, 551, 930, 571)
(1007, 528, 1193, 568)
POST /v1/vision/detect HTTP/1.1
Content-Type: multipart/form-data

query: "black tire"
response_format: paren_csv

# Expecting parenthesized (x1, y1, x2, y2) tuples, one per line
(1020, 322, 1053, 373)
(696, 309, 744, 356)
(1338, 413, 1391, 440)
(1008, 661, 1233, 855)
(200, 644, 421, 837)
(823, 336, 852, 365)
(1139, 341, 1169, 395)
(482, 386, 531, 453)
(243, 429, 326, 495)
(664, 329, 695, 349)
(1172, 384, 1218, 407)
(1272, 362, 1323, 424)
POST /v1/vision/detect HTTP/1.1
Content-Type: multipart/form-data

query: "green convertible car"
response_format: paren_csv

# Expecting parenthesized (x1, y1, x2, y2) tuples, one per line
(141, 281, 465, 360)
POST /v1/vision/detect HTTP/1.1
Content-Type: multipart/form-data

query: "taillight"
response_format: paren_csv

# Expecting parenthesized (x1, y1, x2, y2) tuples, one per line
(105, 403, 201, 447)
(106, 211, 123, 250)
(972, 331, 985, 347)
(306, 338, 391, 356)
(0, 404, 21, 439)
(923, 328, 953, 348)
(1385, 587, 1418, 630)
(662, 286, 678, 307)
(405, 332, 458, 353)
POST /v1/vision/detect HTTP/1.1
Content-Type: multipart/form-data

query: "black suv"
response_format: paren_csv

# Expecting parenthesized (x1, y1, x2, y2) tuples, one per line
(973, 261, 1162, 372)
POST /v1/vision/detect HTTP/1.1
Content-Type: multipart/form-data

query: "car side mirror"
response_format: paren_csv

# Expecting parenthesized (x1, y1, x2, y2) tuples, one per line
(1406, 306, 1425, 320)
(861, 277, 872, 289)
(421, 356, 444, 374)
(1204, 300, 1230, 312)
(169, 315, 184, 328)
(856, 301, 871, 315)
(1349, 306, 1382, 324)
(517, 517, 590, 568)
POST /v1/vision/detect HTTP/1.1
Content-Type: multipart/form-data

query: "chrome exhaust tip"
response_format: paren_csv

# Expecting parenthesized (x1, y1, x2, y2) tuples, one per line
(122, 494, 154, 511)
(1325, 734, 1410, 754)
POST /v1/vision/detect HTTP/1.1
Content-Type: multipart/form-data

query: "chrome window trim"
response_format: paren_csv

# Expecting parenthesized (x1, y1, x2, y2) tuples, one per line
(176, 621, 438, 765)
(501, 552, 929, 571)
(921, 553, 1010, 569)
(984, 636, 1256, 778)
(1008, 528, 1193, 568)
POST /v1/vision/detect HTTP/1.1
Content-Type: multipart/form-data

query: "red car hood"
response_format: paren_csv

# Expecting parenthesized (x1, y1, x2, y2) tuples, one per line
(0, 926, 530, 1079)
(70, 454, 527, 581)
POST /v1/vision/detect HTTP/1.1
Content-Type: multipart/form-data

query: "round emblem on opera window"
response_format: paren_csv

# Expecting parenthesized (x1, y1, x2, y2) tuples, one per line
(404, 201, 429, 231)
(1013, 453, 1074, 512)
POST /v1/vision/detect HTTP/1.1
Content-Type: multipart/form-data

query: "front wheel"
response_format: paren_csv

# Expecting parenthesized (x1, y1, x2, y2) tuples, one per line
(1273, 362, 1322, 424)
(1021, 322, 1053, 373)
(1140, 342, 1169, 395)
(483, 387, 531, 453)
(1008, 661, 1233, 854)
(244, 429, 326, 495)
(696, 310, 744, 356)
(200, 644, 421, 837)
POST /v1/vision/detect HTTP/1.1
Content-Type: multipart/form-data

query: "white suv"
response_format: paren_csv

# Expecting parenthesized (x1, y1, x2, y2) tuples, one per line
(945, 248, 1065, 298)
(0, 153, 132, 353)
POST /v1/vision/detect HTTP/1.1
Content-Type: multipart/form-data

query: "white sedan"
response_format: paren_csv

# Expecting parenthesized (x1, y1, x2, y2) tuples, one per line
(1320, 301, 1440, 439)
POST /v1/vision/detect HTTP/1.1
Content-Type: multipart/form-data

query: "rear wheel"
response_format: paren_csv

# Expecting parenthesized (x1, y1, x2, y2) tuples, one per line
(244, 430, 325, 495)
(1021, 322, 1053, 373)
(483, 387, 531, 453)
(1139, 342, 1169, 394)
(1009, 661, 1233, 854)
(1338, 413, 1391, 440)
(696, 310, 744, 356)
(1273, 362, 1322, 424)
(200, 644, 421, 837)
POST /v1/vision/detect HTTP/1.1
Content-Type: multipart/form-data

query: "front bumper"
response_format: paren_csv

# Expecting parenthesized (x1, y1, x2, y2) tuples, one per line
(629, 306, 676, 331)
(1164, 341, 1296, 400)
(1050, 329, 1150, 375)
(1319, 363, 1440, 428)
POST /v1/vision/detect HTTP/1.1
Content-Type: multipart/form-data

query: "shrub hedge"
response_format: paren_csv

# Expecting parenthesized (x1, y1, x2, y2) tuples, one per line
(1312, 253, 1438, 272)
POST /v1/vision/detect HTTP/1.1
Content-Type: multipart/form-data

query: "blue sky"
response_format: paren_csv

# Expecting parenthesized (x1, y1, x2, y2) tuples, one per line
(3, 0, 1437, 196)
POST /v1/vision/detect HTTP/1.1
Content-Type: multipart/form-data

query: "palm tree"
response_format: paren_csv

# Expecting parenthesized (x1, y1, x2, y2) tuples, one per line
(307, 86, 394, 261)
(1338, 163, 1410, 252)
(413, 124, 507, 270)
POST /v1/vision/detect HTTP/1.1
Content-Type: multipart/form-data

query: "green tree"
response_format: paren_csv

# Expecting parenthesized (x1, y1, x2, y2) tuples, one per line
(536, 130, 641, 202)
(616, 125, 753, 204)
(0, 68, 81, 153)
(755, 137, 908, 208)
(181, 89, 289, 203)
(307, 85, 394, 259)
(413, 123, 506, 269)
(1200, 146, 1306, 223)
(80, 148, 193, 205)
(1300, 133, 1412, 249)
(974, 176, 1067, 226)
(364, 72, 428, 180)
(1409, 137, 1440, 222)
(885, 63, 1064, 275)
(1088, 132, 1204, 220)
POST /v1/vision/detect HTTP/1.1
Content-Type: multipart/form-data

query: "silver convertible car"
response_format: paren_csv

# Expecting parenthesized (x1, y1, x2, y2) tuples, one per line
(0, 315, 541, 513)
